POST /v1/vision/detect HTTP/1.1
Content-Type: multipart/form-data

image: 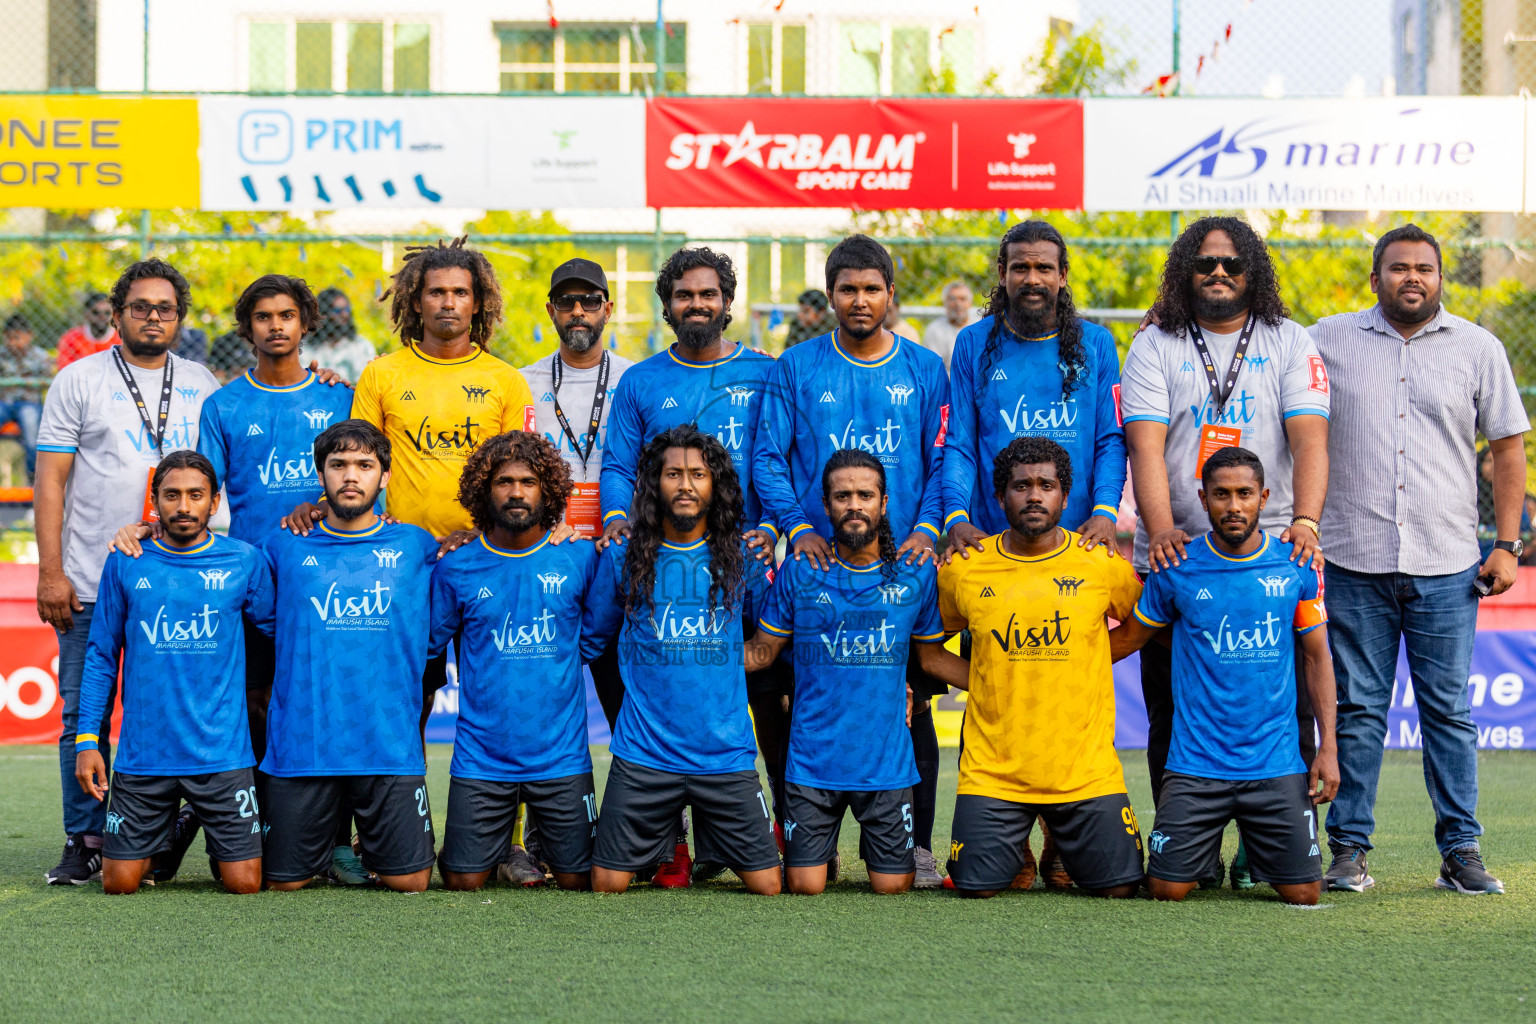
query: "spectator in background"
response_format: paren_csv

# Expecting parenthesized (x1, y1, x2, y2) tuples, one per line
(0, 313, 51, 483)
(174, 324, 209, 364)
(308, 287, 378, 381)
(884, 289, 921, 342)
(55, 292, 116, 369)
(921, 280, 975, 370)
(783, 288, 837, 349)
(206, 327, 257, 383)
(1475, 445, 1529, 559)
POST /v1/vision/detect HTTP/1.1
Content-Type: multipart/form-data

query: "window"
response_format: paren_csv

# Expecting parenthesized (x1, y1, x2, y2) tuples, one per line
(835, 21, 980, 95)
(495, 22, 686, 93)
(746, 23, 806, 94)
(246, 18, 432, 93)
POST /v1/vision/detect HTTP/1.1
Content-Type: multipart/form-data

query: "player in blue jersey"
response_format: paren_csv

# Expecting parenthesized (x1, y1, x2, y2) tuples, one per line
(595, 246, 776, 887)
(1111, 447, 1340, 905)
(753, 233, 953, 885)
(582, 425, 781, 895)
(746, 449, 969, 894)
(431, 431, 600, 891)
(74, 451, 275, 894)
(260, 419, 440, 893)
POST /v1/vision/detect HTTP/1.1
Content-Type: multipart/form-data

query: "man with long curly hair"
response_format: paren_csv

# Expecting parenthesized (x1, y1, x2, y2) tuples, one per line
(1121, 216, 1330, 888)
(580, 425, 781, 895)
(429, 431, 601, 893)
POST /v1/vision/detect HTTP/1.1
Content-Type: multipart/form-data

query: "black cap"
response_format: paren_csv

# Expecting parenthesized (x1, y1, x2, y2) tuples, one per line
(549, 258, 608, 297)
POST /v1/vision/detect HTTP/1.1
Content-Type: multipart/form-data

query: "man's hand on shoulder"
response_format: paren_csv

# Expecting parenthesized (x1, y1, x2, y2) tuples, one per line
(944, 522, 987, 565)
(596, 517, 630, 552)
(1076, 515, 1119, 556)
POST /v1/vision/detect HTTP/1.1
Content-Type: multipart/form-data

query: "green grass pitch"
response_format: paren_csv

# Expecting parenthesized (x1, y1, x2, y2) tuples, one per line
(2, 746, 1533, 1023)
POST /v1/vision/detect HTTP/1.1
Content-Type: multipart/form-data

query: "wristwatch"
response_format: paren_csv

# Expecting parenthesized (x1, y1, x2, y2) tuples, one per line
(1494, 539, 1524, 557)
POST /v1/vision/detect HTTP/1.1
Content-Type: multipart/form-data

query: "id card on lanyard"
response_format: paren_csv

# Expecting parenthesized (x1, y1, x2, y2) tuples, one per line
(112, 347, 174, 520)
(1188, 315, 1254, 479)
(550, 352, 609, 535)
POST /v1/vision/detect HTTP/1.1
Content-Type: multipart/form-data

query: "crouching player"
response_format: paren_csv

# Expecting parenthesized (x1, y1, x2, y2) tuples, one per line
(260, 420, 440, 892)
(1112, 447, 1339, 905)
(938, 437, 1145, 898)
(74, 451, 275, 894)
(431, 432, 601, 891)
(746, 450, 967, 893)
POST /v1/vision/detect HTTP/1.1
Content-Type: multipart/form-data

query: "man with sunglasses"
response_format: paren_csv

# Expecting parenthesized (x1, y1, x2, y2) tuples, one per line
(35, 258, 221, 886)
(1121, 216, 1330, 889)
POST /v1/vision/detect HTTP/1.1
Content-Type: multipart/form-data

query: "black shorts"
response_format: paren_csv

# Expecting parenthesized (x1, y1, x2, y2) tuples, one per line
(1147, 772, 1322, 886)
(783, 783, 915, 875)
(947, 792, 1145, 892)
(262, 774, 435, 882)
(103, 768, 263, 863)
(593, 756, 780, 874)
(439, 773, 597, 874)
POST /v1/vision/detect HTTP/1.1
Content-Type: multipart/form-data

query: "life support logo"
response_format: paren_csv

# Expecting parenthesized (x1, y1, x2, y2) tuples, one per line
(1, 661, 58, 720)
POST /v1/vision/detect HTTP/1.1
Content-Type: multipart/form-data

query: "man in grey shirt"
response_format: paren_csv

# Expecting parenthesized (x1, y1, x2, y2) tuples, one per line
(1310, 224, 1529, 896)
(34, 257, 220, 885)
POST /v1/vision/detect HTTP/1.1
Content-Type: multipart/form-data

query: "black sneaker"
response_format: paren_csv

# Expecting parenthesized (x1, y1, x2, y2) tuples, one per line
(1325, 845, 1376, 892)
(1437, 846, 1504, 895)
(150, 805, 201, 883)
(45, 834, 102, 886)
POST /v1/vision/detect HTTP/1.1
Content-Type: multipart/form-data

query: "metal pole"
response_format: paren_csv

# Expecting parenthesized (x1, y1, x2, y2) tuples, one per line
(651, 0, 666, 348)
(1170, 0, 1181, 239)
(142, 0, 150, 92)
(141, 1, 151, 258)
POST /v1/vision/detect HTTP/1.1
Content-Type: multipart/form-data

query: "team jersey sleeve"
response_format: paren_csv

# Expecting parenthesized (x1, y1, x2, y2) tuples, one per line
(35, 363, 86, 454)
(752, 357, 813, 541)
(740, 546, 775, 625)
(937, 562, 967, 634)
(911, 565, 946, 642)
(498, 365, 536, 433)
(1132, 563, 1174, 628)
(242, 547, 277, 638)
(1088, 326, 1128, 522)
(1279, 323, 1331, 420)
(1119, 333, 1171, 426)
(579, 548, 625, 661)
(914, 355, 949, 540)
(941, 329, 981, 529)
(350, 361, 384, 430)
(756, 557, 794, 637)
(75, 555, 126, 751)
(598, 374, 644, 525)
(1293, 564, 1327, 634)
(196, 395, 230, 496)
(1104, 554, 1145, 624)
(427, 558, 463, 657)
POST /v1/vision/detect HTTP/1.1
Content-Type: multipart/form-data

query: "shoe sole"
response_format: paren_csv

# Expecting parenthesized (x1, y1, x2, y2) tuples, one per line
(44, 871, 100, 886)
(911, 876, 944, 889)
(1435, 876, 1503, 895)
(1326, 875, 1376, 892)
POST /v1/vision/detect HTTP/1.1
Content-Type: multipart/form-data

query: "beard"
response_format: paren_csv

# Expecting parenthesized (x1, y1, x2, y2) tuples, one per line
(326, 489, 376, 520)
(839, 314, 881, 342)
(671, 308, 728, 350)
(1192, 281, 1250, 322)
(161, 513, 204, 544)
(493, 499, 542, 534)
(122, 333, 173, 359)
(1379, 286, 1441, 327)
(832, 511, 883, 552)
(558, 316, 607, 353)
(1006, 286, 1057, 338)
(1212, 513, 1260, 547)
(1006, 503, 1059, 539)
(665, 506, 705, 532)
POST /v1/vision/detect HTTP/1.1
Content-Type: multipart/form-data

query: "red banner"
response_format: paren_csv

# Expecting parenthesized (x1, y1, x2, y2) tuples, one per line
(0, 564, 119, 745)
(645, 97, 1083, 209)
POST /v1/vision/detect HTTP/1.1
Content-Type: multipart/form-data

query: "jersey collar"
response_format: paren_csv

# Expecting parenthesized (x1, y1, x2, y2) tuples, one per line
(479, 532, 551, 558)
(151, 534, 215, 555)
(409, 343, 482, 366)
(994, 530, 1071, 563)
(660, 534, 709, 551)
(318, 518, 385, 538)
(244, 368, 317, 393)
(667, 343, 742, 368)
(831, 330, 900, 368)
(831, 555, 883, 573)
(1203, 532, 1270, 562)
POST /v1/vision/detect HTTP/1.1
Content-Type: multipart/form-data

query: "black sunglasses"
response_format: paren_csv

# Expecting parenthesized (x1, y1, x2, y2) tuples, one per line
(550, 292, 606, 312)
(1192, 255, 1246, 276)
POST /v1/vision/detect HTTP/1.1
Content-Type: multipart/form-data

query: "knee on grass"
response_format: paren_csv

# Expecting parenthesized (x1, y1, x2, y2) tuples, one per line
(1149, 878, 1198, 901)
(379, 869, 431, 893)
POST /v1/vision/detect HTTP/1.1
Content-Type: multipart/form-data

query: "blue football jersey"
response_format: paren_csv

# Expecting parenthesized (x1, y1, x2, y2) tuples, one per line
(197, 371, 357, 544)
(581, 536, 771, 775)
(430, 533, 601, 782)
(757, 555, 943, 791)
(754, 332, 949, 545)
(598, 343, 775, 531)
(76, 535, 276, 775)
(1133, 533, 1328, 780)
(260, 518, 438, 776)
(943, 317, 1126, 536)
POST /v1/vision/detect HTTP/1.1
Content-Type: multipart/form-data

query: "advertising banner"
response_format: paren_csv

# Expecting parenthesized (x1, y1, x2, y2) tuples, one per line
(1083, 96, 1526, 213)
(0, 96, 199, 208)
(199, 96, 646, 210)
(645, 96, 1083, 209)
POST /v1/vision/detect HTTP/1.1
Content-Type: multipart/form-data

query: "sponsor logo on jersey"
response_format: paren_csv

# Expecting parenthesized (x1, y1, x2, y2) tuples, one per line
(402, 415, 482, 454)
(878, 583, 907, 604)
(1191, 389, 1256, 425)
(400, 390, 417, 400)
(105, 811, 125, 834)
(999, 395, 1079, 434)
(541, 391, 555, 402)
(461, 384, 491, 403)
(1200, 611, 1286, 656)
(819, 391, 836, 403)
(302, 409, 335, 430)
(373, 548, 403, 569)
(199, 568, 233, 591)
(175, 386, 201, 402)
(1196, 587, 1212, 600)
(476, 586, 494, 599)
(646, 600, 731, 641)
(725, 386, 755, 407)
(302, 555, 319, 567)
(816, 591, 833, 604)
(257, 447, 317, 487)
(990, 610, 1071, 652)
(1054, 575, 1084, 597)
(782, 820, 798, 842)
(138, 604, 220, 645)
(885, 383, 915, 406)
(1307, 354, 1330, 394)
(979, 586, 995, 597)
(1148, 830, 1170, 853)
(1180, 361, 1195, 372)
(537, 571, 568, 595)
(491, 608, 558, 652)
(662, 396, 678, 409)
(991, 368, 1008, 381)
(1257, 575, 1291, 597)
(246, 423, 264, 436)
(135, 577, 152, 590)
(309, 581, 392, 622)
(1247, 355, 1270, 373)
(713, 416, 747, 452)
(829, 418, 901, 456)
(819, 617, 898, 659)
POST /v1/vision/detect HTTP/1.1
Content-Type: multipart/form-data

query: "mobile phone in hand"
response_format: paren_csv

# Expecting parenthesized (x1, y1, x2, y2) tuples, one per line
(1473, 574, 1496, 597)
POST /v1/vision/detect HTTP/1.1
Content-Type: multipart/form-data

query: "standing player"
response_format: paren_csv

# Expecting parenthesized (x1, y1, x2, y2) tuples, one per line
(1111, 447, 1339, 905)
(582, 426, 781, 895)
(753, 234, 951, 886)
(431, 432, 600, 892)
(73, 451, 274, 894)
(939, 437, 1144, 899)
(746, 450, 968, 894)
(261, 420, 439, 893)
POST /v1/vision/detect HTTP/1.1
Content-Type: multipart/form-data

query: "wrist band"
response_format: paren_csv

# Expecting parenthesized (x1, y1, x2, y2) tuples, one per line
(1290, 516, 1320, 536)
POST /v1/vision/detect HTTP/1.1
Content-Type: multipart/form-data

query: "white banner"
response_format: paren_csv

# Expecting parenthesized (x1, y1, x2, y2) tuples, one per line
(1084, 97, 1526, 213)
(198, 96, 646, 210)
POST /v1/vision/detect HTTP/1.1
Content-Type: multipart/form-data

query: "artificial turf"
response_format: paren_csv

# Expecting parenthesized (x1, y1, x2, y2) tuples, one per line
(2, 745, 1532, 1023)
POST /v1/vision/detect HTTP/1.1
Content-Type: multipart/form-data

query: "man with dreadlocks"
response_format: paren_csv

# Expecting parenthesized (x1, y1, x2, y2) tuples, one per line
(581, 425, 781, 895)
(745, 449, 968, 895)
(430, 431, 601, 893)
(1121, 216, 1330, 889)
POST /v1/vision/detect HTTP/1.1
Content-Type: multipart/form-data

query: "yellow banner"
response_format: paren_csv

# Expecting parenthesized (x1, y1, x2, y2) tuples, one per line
(0, 96, 199, 208)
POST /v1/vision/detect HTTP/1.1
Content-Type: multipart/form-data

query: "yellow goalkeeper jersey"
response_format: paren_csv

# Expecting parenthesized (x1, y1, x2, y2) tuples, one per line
(351, 344, 534, 538)
(938, 530, 1142, 804)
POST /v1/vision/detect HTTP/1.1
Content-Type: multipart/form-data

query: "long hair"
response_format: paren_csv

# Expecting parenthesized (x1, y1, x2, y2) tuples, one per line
(820, 448, 899, 581)
(456, 431, 573, 534)
(623, 424, 746, 618)
(1149, 216, 1288, 336)
(980, 220, 1086, 400)
(381, 236, 504, 350)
